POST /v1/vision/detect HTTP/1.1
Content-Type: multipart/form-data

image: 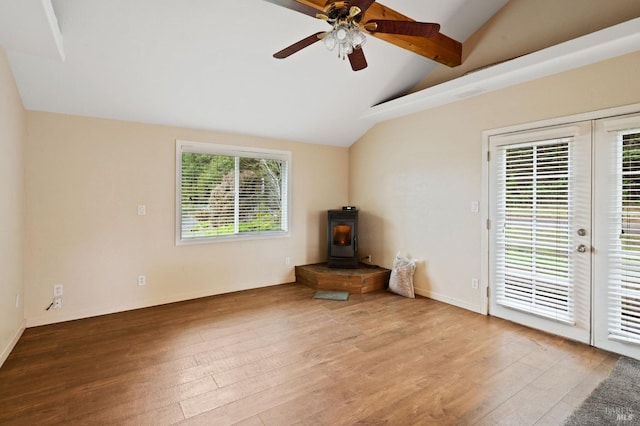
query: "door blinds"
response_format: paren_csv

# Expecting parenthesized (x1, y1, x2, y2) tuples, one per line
(608, 127, 640, 345)
(493, 128, 589, 325)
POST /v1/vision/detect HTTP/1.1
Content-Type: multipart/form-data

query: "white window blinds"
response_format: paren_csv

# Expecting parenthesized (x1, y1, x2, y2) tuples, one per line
(177, 141, 290, 243)
(493, 127, 590, 325)
(608, 127, 640, 345)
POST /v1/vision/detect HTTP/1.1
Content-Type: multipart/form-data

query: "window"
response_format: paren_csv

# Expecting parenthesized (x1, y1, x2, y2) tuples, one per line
(176, 140, 290, 244)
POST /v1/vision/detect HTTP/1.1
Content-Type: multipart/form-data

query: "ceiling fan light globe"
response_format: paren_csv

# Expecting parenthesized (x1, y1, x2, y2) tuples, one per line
(323, 32, 337, 50)
(351, 30, 366, 47)
(336, 28, 348, 41)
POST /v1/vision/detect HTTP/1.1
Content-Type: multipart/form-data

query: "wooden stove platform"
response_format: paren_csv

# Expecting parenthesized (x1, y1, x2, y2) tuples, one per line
(295, 263, 391, 294)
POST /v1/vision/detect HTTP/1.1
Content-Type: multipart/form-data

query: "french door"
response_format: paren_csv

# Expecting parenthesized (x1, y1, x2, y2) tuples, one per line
(489, 122, 592, 343)
(593, 114, 640, 359)
(489, 114, 640, 359)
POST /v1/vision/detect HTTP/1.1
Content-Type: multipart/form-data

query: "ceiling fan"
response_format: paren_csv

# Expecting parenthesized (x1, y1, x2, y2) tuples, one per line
(265, 0, 456, 71)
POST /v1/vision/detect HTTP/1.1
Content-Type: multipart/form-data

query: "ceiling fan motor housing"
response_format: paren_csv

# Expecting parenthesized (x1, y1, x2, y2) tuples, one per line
(325, 1, 364, 24)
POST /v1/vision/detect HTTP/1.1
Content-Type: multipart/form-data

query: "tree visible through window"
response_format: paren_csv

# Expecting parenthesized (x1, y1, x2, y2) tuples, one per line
(177, 141, 289, 242)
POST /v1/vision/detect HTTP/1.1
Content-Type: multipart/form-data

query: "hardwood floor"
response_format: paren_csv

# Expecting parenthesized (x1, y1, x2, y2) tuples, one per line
(0, 284, 616, 425)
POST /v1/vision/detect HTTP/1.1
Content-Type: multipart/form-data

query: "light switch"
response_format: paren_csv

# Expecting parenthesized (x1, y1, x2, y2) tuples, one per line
(471, 201, 479, 213)
(137, 204, 146, 216)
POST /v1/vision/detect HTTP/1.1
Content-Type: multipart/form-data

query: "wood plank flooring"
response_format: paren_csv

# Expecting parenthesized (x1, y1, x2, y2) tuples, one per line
(0, 284, 617, 425)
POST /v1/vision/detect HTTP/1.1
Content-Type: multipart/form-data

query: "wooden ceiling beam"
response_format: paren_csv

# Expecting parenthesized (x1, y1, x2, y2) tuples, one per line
(294, 0, 462, 67)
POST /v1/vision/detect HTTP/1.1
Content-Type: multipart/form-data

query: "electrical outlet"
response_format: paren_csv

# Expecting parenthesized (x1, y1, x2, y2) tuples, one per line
(138, 275, 146, 286)
(471, 278, 479, 289)
(364, 255, 372, 263)
(53, 284, 63, 297)
(471, 201, 479, 213)
(53, 297, 62, 309)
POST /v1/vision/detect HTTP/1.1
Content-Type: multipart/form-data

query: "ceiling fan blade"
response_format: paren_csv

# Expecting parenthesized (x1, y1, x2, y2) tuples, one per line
(348, 47, 368, 71)
(364, 20, 440, 37)
(263, 0, 321, 18)
(348, 0, 376, 17)
(273, 32, 325, 59)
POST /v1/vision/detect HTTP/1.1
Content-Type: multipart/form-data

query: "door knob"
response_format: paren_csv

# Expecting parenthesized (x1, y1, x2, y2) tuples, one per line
(577, 229, 587, 236)
(577, 244, 588, 253)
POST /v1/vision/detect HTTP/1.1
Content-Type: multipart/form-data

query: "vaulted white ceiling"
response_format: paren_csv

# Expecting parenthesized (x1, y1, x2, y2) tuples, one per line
(0, 0, 510, 146)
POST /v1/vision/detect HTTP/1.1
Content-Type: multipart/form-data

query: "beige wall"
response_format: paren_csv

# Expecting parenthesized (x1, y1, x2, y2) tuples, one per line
(24, 112, 348, 326)
(10, 0, 640, 338)
(0, 46, 26, 364)
(350, 51, 640, 312)
(415, 0, 640, 90)
(350, 0, 640, 314)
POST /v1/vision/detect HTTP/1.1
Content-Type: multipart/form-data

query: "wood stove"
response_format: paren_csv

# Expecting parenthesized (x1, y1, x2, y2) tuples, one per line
(327, 209, 358, 268)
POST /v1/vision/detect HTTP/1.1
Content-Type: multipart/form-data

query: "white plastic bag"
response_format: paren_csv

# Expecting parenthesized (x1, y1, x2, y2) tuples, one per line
(388, 253, 416, 298)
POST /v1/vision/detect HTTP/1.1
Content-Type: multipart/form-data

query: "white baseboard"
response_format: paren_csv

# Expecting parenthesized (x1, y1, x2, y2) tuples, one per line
(0, 319, 26, 368)
(414, 286, 483, 314)
(26, 275, 293, 327)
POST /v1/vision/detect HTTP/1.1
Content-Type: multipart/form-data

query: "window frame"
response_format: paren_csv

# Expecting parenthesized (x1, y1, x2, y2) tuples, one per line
(175, 139, 291, 245)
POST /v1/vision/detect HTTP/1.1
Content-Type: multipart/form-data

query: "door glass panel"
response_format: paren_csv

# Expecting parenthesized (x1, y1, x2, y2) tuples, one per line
(496, 140, 574, 323)
(608, 130, 640, 345)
